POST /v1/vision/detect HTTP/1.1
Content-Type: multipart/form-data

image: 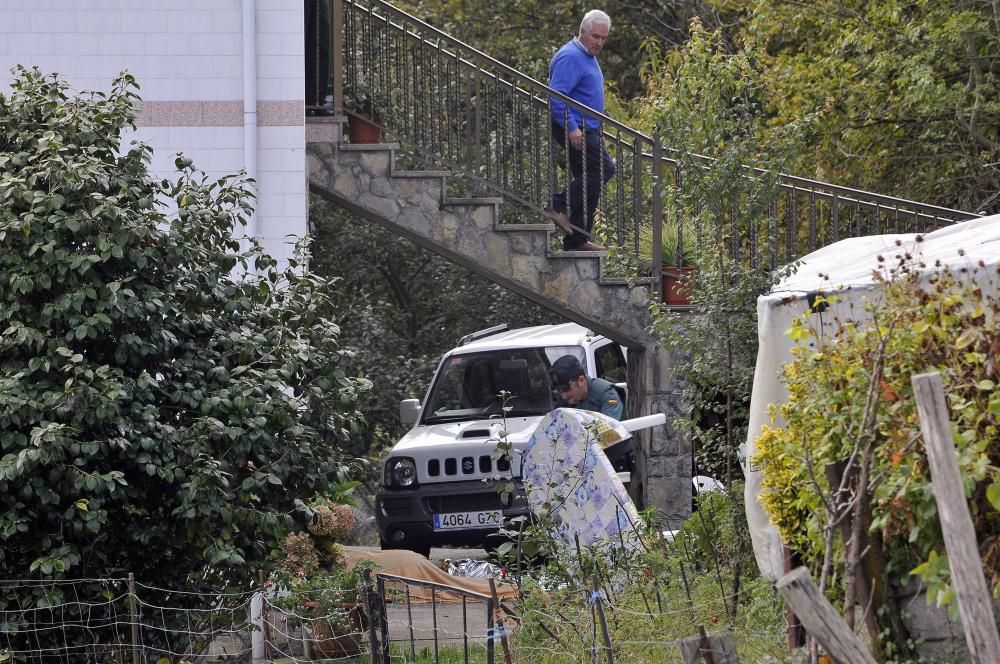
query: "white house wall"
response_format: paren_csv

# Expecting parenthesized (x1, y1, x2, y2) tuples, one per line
(0, 0, 307, 269)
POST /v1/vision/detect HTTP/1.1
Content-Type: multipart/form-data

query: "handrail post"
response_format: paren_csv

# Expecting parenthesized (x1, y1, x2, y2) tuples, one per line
(651, 129, 664, 296)
(331, 0, 344, 113)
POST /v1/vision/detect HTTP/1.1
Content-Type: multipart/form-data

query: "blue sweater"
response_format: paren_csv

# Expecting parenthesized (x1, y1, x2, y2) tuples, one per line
(548, 39, 605, 131)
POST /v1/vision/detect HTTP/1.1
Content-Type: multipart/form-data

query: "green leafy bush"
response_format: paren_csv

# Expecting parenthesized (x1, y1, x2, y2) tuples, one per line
(0, 67, 371, 593)
(753, 253, 1000, 614)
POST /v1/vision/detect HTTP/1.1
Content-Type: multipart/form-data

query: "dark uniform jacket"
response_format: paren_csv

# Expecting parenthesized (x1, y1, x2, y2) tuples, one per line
(560, 376, 623, 420)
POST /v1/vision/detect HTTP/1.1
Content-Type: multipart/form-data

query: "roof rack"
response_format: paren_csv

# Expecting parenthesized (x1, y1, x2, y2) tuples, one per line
(457, 323, 509, 346)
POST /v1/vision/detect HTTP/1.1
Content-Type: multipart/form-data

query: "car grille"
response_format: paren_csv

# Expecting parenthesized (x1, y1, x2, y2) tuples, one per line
(426, 492, 505, 513)
(426, 455, 511, 478)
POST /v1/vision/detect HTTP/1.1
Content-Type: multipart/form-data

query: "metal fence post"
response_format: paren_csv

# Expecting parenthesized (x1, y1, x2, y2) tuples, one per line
(651, 128, 664, 293)
(377, 575, 390, 663)
(485, 595, 495, 664)
(332, 0, 344, 113)
(128, 573, 139, 664)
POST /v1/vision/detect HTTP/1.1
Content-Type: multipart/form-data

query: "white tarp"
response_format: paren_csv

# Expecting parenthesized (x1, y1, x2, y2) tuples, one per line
(744, 214, 1000, 580)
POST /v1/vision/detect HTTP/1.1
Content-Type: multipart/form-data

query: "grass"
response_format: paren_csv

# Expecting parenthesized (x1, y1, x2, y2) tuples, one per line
(508, 572, 791, 663)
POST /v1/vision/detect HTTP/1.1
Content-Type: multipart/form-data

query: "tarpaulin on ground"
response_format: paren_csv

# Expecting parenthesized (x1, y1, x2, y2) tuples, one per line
(342, 549, 517, 603)
(744, 214, 1000, 580)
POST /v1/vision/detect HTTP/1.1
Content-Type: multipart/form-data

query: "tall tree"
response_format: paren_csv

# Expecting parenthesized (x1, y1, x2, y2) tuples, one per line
(0, 68, 370, 587)
(397, 0, 736, 100)
(748, 0, 1000, 213)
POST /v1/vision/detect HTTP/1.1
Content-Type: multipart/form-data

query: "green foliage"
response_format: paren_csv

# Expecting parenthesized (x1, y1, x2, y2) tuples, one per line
(753, 258, 1000, 610)
(634, 20, 811, 256)
(510, 492, 788, 663)
(273, 560, 375, 619)
(748, 0, 1000, 213)
(675, 485, 757, 584)
(395, 0, 729, 100)
(637, 220, 697, 268)
(0, 68, 371, 589)
(639, 23, 804, 483)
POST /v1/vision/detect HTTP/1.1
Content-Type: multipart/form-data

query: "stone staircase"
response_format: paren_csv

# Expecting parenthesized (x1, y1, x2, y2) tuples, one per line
(306, 116, 691, 524)
(306, 119, 654, 347)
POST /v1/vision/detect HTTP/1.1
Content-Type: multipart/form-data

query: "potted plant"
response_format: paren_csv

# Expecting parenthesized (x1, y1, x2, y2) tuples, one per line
(343, 41, 390, 144)
(638, 221, 698, 305)
(271, 495, 371, 658)
(345, 94, 383, 144)
(274, 558, 373, 659)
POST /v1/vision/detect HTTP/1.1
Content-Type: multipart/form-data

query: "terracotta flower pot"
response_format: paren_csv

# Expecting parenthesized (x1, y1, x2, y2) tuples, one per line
(661, 266, 697, 305)
(347, 111, 381, 144)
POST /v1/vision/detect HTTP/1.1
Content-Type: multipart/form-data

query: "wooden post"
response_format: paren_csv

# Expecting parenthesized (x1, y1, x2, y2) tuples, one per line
(775, 567, 876, 664)
(362, 567, 382, 664)
(259, 571, 272, 661)
(783, 547, 804, 648)
(678, 631, 738, 664)
(911, 371, 1000, 663)
(488, 578, 513, 664)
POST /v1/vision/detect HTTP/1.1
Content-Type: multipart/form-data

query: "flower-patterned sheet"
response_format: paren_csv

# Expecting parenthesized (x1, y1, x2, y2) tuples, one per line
(522, 408, 642, 552)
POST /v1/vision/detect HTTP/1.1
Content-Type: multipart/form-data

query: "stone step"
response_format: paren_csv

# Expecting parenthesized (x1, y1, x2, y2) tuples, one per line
(338, 142, 401, 151)
(305, 114, 348, 124)
(331, 142, 643, 304)
(493, 222, 556, 232)
(442, 196, 504, 206)
(548, 247, 609, 257)
(392, 170, 451, 178)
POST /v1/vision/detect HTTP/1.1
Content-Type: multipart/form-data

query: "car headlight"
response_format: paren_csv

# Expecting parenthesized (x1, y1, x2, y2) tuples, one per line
(385, 457, 417, 488)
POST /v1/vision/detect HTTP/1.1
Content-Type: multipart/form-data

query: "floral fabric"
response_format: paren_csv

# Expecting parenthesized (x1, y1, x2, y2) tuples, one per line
(522, 408, 641, 551)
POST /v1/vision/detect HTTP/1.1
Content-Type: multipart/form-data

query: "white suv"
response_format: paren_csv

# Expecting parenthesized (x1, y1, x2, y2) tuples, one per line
(375, 323, 630, 556)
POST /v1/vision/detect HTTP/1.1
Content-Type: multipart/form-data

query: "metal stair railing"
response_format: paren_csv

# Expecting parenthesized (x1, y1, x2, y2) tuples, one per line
(320, 0, 979, 286)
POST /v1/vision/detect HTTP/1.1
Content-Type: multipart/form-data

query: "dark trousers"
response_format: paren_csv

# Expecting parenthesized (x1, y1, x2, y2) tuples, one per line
(551, 122, 617, 250)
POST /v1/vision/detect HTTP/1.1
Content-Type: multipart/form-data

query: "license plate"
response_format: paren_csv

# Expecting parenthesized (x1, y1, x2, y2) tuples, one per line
(432, 510, 502, 531)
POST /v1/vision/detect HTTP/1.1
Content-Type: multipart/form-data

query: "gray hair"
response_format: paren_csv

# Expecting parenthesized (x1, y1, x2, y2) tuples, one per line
(580, 9, 611, 33)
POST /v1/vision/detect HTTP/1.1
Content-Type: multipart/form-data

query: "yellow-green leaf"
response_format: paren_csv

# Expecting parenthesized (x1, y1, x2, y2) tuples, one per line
(955, 329, 977, 349)
(987, 482, 1000, 513)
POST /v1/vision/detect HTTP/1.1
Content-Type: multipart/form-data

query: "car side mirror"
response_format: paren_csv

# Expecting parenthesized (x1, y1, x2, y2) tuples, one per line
(399, 399, 421, 425)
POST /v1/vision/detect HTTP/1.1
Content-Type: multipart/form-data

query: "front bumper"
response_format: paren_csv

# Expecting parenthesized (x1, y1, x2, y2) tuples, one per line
(376, 478, 528, 550)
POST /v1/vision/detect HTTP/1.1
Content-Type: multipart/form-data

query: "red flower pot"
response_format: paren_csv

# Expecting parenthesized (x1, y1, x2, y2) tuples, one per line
(347, 111, 381, 144)
(661, 266, 697, 305)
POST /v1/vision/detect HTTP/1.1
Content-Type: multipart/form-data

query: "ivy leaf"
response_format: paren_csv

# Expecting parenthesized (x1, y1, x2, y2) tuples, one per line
(987, 481, 1000, 513)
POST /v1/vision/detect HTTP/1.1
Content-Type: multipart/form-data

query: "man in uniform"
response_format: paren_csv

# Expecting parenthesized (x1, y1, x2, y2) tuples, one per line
(549, 354, 623, 420)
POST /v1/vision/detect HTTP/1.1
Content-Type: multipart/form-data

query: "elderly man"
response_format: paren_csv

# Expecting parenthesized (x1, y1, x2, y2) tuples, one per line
(549, 354, 623, 420)
(547, 9, 617, 252)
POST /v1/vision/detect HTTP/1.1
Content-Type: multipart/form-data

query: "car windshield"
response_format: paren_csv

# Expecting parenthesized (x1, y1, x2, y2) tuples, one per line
(422, 346, 585, 423)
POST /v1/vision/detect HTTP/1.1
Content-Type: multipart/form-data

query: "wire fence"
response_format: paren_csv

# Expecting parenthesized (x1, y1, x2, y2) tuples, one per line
(0, 575, 259, 663)
(1, 565, 788, 663)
